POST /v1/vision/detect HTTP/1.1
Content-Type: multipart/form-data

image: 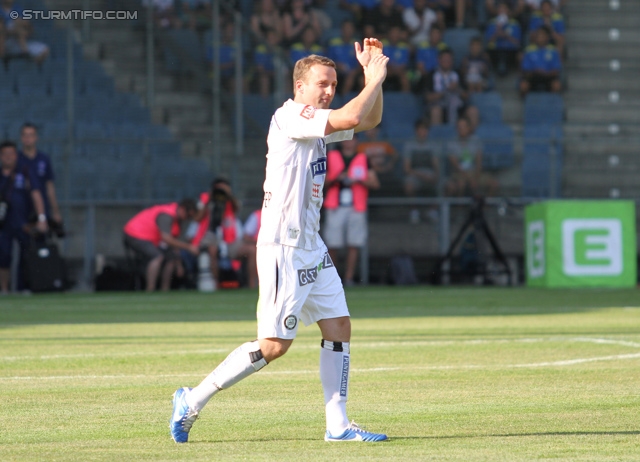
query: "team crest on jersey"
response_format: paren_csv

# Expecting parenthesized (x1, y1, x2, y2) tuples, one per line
(310, 157, 327, 177)
(300, 105, 315, 119)
(312, 183, 322, 198)
(14, 173, 25, 189)
(284, 315, 297, 330)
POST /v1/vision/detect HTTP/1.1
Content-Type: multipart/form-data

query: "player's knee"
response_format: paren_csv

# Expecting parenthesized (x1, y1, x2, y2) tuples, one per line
(259, 338, 292, 362)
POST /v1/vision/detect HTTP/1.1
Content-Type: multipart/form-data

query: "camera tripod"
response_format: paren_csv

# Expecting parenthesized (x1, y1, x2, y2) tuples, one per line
(434, 197, 513, 285)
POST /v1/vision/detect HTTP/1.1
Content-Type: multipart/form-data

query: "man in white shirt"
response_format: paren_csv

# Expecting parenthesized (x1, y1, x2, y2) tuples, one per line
(171, 39, 389, 443)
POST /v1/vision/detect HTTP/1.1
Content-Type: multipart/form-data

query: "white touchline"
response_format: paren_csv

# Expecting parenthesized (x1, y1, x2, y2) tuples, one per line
(0, 337, 640, 381)
(2, 336, 639, 362)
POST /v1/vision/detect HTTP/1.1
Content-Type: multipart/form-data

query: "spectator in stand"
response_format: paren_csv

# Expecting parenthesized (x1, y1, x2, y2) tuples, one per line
(403, 119, 441, 223)
(142, 0, 180, 29)
(413, 25, 449, 94)
(446, 117, 498, 196)
(361, 0, 406, 41)
(250, 0, 284, 46)
(382, 25, 411, 93)
(357, 126, 399, 177)
(289, 26, 324, 66)
(327, 19, 362, 96)
(206, 22, 245, 93)
(524, 0, 568, 13)
(123, 199, 199, 292)
(484, 2, 522, 76)
(240, 209, 262, 289)
(426, 0, 466, 28)
(253, 29, 281, 97)
(486, 0, 525, 25)
(519, 26, 561, 98)
(181, 0, 212, 31)
(282, 0, 322, 47)
(310, 0, 333, 33)
(460, 36, 491, 93)
(0, 0, 49, 63)
(0, 141, 47, 294)
(323, 136, 379, 286)
(18, 123, 64, 237)
(403, 0, 442, 47)
(426, 49, 479, 128)
(339, 0, 378, 28)
(528, 0, 565, 58)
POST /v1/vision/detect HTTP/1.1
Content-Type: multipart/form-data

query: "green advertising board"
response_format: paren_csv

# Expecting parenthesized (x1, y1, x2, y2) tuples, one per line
(525, 200, 637, 287)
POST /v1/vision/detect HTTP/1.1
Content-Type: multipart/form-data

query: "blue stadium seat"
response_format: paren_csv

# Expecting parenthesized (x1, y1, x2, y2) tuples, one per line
(521, 157, 563, 198)
(428, 124, 457, 163)
(150, 141, 182, 158)
(475, 124, 514, 169)
(5, 121, 24, 140)
(116, 142, 144, 157)
(76, 122, 109, 140)
(443, 28, 481, 69)
(146, 124, 173, 140)
(151, 159, 188, 199)
(17, 83, 49, 98)
(381, 92, 423, 141)
(523, 124, 563, 160)
(429, 124, 456, 141)
(470, 92, 503, 124)
(110, 124, 146, 140)
(524, 94, 564, 125)
(68, 157, 98, 200)
(242, 94, 275, 136)
(40, 121, 70, 142)
(81, 142, 115, 158)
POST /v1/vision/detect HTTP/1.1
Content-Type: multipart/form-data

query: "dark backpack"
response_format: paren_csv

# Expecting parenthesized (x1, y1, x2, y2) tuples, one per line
(390, 255, 418, 285)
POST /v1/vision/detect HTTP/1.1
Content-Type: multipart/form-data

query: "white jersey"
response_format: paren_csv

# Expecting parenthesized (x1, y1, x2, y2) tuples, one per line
(257, 99, 354, 250)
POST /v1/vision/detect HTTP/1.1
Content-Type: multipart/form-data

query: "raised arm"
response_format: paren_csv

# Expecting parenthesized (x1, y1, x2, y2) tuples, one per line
(326, 39, 388, 135)
(355, 38, 385, 133)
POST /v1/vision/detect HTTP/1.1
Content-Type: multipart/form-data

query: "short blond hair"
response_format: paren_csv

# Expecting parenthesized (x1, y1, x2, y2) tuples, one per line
(292, 54, 336, 96)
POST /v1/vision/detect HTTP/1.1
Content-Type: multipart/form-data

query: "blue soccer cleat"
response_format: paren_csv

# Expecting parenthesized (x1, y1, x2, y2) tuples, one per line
(170, 387, 199, 443)
(324, 421, 388, 442)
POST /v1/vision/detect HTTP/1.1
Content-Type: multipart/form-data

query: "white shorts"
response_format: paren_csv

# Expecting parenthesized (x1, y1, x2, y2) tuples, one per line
(256, 243, 349, 340)
(323, 207, 368, 248)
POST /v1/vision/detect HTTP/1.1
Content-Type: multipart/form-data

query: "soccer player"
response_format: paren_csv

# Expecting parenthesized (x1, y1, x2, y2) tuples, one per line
(170, 39, 389, 443)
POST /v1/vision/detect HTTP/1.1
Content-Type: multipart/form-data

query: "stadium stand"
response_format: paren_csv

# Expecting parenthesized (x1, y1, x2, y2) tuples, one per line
(0, 1, 210, 203)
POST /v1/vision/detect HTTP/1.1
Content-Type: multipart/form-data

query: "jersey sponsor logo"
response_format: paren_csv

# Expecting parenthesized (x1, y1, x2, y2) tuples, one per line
(284, 315, 298, 330)
(300, 105, 316, 119)
(312, 183, 321, 198)
(297, 253, 334, 286)
(340, 355, 349, 397)
(310, 157, 327, 177)
(298, 266, 318, 286)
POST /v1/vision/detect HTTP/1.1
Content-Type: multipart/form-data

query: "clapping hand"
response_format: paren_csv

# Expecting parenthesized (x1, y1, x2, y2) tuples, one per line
(355, 37, 383, 68)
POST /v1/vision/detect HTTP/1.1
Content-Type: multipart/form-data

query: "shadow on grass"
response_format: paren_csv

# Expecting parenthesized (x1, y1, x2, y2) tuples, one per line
(0, 286, 638, 327)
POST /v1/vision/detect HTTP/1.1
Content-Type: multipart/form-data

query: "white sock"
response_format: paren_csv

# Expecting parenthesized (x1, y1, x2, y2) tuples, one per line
(186, 340, 268, 412)
(320, 340, 350, 435)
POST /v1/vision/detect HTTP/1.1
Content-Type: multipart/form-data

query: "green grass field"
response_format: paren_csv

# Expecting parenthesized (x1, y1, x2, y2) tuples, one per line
(1, 287, 639, 461)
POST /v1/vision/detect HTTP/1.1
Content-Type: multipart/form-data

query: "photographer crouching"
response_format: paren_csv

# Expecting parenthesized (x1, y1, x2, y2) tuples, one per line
(187, 177, 258, 290)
